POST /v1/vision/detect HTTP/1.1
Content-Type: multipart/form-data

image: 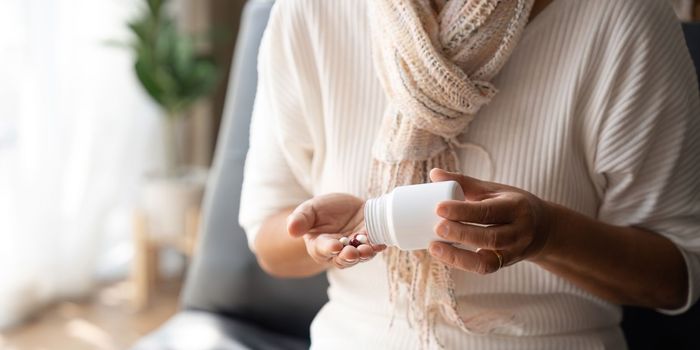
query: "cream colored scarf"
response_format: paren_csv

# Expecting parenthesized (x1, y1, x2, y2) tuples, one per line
(367, 0, 534, 347)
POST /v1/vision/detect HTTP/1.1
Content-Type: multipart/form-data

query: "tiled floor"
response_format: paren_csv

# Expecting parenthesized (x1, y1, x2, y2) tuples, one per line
(0, 279, 180, 350)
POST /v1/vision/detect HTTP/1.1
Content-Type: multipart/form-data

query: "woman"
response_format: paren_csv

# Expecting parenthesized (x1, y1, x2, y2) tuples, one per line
(240, 0, 700, 348)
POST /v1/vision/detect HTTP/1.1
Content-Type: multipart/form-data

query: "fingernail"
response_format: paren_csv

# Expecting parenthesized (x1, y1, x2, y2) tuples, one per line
(437, 206, 448, 217)
(437, 224, 448, 238)
(344, 258, 357, 263)
(430, 244, 443, 257)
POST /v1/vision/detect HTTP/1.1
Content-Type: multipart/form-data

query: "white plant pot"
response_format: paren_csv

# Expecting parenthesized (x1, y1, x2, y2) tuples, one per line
(140, 167, 208, 239)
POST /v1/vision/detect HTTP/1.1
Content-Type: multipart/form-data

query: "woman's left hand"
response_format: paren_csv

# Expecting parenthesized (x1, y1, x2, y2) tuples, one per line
(427, 168, 555, 274)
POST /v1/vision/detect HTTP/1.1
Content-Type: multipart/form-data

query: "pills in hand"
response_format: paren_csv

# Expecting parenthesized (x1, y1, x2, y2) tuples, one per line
(356, 234, 368, 244)
(339, 233, 368, 248)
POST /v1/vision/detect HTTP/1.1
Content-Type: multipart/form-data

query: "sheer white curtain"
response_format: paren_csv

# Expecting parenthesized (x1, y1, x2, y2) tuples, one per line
(0, 0, 164, 328)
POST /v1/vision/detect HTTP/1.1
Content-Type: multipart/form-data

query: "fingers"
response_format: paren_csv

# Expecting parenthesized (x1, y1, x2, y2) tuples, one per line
(306, 233, 344, 262)
(288, 200, 316, 237)
(431, 168, 524, 224)
(428, 241, 501, 275)
(435, 219, 518, 250)
(436, 198, 516, 224)
(318, 235, 345, 257)
(372, 244, 388, 253)
(307, 233, 384, 269)
(336, 245, 361, 265)
(332, 245, 373, 269)
(429, 168, 488, 197)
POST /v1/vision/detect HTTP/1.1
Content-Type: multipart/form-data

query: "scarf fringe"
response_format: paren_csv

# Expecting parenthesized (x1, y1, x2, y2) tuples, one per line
(370, 149, 478, 348)
(367, 1, 535, 348)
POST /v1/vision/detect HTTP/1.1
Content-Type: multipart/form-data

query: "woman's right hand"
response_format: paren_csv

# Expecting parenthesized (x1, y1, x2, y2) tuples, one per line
(287, 193, 386, 269)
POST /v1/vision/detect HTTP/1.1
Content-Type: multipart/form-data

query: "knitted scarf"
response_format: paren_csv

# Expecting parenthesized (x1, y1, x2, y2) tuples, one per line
(367, 0, 534, 347)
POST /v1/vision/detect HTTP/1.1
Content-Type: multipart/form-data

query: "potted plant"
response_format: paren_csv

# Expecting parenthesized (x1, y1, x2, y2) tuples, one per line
(126, 0, 218, 239)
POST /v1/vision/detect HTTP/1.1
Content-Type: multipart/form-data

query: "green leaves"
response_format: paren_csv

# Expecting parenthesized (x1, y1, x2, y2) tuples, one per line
(126, 0, 218, 116)
(146, 0, 164, 14)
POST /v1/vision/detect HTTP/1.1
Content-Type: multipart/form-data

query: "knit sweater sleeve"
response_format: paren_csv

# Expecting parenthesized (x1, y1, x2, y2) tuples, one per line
(587, 0, 700, 314)
(239, 0, 318, 251)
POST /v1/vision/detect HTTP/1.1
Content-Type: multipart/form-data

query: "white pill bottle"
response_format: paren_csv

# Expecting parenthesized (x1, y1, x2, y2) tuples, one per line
(364, 181, 464, 251)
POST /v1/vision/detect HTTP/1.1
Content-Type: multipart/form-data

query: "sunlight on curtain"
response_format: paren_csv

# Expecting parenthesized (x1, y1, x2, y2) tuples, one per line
(0, 0, 164, 329)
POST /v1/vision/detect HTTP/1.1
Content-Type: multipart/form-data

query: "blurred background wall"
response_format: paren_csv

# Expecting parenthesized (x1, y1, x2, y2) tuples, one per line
(174, 0, 246, 168)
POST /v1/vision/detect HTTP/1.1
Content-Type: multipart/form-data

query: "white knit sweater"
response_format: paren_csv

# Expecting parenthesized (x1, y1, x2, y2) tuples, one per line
(240, 0, 700, 348)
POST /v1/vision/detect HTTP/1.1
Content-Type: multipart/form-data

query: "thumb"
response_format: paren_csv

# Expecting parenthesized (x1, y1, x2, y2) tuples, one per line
(287, 200, 316, 238)
(429, 168, 486, 195)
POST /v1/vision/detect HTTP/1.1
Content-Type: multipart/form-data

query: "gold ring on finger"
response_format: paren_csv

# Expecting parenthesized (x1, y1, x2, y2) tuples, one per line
(476, 248, 504, 271)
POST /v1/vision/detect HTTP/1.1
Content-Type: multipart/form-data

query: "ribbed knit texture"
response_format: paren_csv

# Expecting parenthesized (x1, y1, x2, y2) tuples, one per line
(239, 0, 700, 348)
